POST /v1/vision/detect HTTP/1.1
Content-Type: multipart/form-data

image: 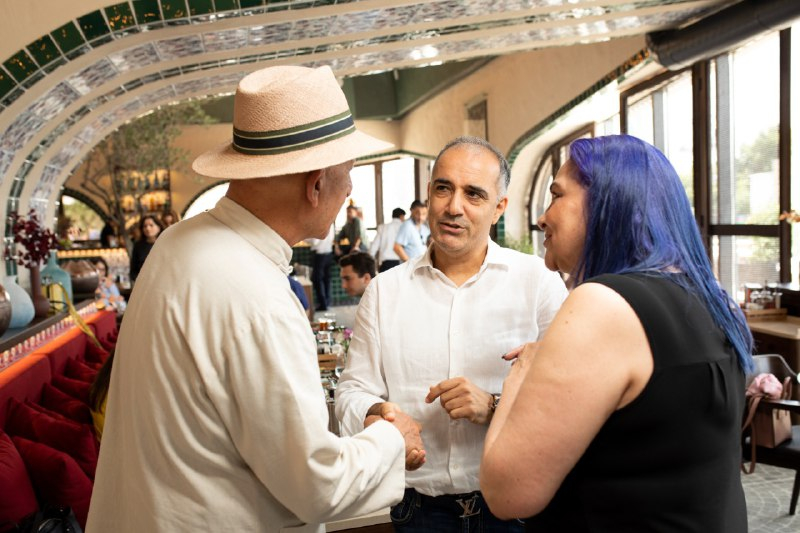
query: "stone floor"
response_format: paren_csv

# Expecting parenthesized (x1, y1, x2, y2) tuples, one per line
(744, 464, 798, 532)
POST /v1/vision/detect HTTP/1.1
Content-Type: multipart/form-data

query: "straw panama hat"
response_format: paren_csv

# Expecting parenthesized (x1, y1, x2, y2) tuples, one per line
(192, 65, 393, 179)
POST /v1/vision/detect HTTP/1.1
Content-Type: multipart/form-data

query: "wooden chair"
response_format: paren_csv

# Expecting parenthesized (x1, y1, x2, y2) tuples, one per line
(743, 354, 800, 515)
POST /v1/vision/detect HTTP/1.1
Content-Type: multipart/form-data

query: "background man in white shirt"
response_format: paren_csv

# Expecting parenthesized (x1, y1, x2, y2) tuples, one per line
(336, 136, 567, 531)
(87, 65, 423, 533)
(370, 207, 405, 272)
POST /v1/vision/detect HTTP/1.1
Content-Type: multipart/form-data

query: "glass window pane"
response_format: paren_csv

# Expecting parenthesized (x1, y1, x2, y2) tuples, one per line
(792, 20, 800, 285)
(336, 164, 376, 242)
(600, 113, 620, 136)
(184, 183, 229, 219)
(714, 33, 780, 225)
(627, 96, 654, 145)
(712, 235, 780, 302)
(663, 72, 694, 206)
(530, 155, 554, 259)
(61, 195, 105, 241)
(381, 158, 415, 223)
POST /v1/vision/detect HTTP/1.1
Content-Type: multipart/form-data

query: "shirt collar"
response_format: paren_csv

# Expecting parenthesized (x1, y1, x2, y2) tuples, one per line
(413, 238, 510, 275)
(208, 197, 294, 275)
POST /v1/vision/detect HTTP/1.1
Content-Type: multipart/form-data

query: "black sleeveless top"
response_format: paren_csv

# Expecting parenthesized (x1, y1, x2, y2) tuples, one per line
(526, 273, 747, 533)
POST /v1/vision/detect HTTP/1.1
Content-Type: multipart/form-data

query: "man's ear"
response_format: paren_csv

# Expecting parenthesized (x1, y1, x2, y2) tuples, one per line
(492, 196, 509, 224)
(305, 169, 325, 208)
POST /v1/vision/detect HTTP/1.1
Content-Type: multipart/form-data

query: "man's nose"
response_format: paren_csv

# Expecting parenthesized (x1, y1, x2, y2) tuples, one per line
(447, 194, 464, 215)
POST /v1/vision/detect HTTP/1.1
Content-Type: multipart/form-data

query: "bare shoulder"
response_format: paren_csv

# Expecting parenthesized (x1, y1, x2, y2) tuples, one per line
(556, 281, 640, 328)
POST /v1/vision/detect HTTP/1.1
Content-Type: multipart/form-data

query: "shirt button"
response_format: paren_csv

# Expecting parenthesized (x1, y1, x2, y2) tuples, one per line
(453, 464, 459, 470)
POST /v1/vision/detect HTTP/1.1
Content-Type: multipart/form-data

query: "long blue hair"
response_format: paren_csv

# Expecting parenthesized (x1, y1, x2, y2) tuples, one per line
(569, 135, 754, 371)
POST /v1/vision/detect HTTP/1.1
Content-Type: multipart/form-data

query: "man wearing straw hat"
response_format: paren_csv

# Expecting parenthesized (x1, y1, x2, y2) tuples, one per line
(87, 66, 424, 533)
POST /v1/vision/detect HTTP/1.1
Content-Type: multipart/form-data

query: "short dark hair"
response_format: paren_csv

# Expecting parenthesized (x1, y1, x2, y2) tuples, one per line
(391, 207, 406, 219)
(410, 200, 426, 211)
(339, 252, 376, 278)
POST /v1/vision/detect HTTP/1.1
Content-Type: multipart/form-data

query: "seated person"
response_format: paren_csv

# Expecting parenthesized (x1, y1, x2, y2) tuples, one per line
(89, 351, 115, 441)
(94, 259, 126, 314)
(339, 252, 376, 298)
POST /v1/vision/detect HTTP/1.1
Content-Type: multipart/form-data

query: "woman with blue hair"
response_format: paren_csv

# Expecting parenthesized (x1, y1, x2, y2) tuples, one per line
(480, 135, 751, 532)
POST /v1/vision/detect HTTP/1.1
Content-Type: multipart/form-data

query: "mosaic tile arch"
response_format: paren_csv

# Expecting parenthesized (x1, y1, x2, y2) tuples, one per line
(0, 0, 735, 238)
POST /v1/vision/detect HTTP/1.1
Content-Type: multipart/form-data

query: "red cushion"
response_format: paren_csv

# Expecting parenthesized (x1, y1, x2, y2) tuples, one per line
(0, 431, 38, 526)
(51, 374, 91, 405)
(84, 341, 110, 365)
(99, 337, 115, 353)
(5, 399, 98, 480)
(12, 436, 92, 529)
(40, 384, 92, 425)
(64, 358, 98, 384)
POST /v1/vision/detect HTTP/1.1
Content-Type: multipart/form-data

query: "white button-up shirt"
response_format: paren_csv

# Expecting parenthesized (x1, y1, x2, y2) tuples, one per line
(336, 240, 567, 496)
(369, 218, 403, 264)
(88, 198, 405, 533)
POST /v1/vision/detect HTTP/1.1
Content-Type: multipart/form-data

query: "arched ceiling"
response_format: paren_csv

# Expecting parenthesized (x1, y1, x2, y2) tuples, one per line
(0, 0, 737, 225)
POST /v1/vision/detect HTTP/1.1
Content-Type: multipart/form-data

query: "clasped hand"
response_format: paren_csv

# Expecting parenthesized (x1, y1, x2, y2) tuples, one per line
(365, 402, 426, 471)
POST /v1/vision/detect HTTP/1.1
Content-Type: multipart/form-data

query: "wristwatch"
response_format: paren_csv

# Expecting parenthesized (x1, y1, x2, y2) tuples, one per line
(489, 393, 501, 412)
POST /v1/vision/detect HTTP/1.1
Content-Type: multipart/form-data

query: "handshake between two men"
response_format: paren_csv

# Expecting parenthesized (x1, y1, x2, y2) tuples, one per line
(363, 376, 501, 470)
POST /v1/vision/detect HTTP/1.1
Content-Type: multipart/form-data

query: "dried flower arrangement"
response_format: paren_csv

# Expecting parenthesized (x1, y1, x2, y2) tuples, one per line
(4, 210, 58, 268)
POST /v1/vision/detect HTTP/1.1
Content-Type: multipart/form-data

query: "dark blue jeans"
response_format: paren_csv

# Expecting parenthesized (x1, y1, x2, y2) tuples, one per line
(391, 488, 525, 533)
(311, 252, 333, 309)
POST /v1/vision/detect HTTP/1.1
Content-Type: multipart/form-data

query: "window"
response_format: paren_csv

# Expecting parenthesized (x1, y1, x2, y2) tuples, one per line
(622, 70, 694, 206)
(710, 32, 782, 298)
(61, 195, 104, 242)
(525, 26, 796, 300)
(381, 158, 415, 223)
(183, 183, 229, 219)
(528, 126, 593, 258)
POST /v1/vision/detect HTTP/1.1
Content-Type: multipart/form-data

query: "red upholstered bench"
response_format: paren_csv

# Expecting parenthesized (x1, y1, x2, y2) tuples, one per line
(0, 311, 118, 530)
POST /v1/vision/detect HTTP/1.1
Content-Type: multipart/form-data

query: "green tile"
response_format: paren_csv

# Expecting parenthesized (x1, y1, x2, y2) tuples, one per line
(51, 22, 85, 52)
(0, 67, 17, 99)
(78, 10, 111, 40)
(188, 0, 214, 16)
(27, 36, 61, 67)
(265, 1, 288, 12)
(239, 0, 263, 8)
(162, 0, 189, 19)
(105, 3, 137, 31)
(3, 50, 38, 83)
(133, 0, 163, 24)
(214, 0, 238, 10)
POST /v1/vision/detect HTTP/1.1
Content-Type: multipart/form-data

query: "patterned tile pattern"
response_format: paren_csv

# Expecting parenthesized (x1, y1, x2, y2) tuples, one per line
(0, 1, 734, 215)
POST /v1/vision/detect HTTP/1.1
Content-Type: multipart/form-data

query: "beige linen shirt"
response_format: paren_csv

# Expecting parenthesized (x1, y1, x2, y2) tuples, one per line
(87, 197, 405, 533)
(336, 240, 567, 497)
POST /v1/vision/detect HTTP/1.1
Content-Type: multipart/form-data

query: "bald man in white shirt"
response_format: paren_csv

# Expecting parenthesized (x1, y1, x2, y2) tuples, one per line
(336, 136, 567, 531)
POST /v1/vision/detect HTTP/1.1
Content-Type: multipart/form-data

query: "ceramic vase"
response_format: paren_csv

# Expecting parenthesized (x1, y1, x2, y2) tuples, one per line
(29, 265, 50, 318)
(41, 251, 73, 303)
(3, 275, 34, 328)
(63, 260, 99, 295)
(0, 282, 11, 336)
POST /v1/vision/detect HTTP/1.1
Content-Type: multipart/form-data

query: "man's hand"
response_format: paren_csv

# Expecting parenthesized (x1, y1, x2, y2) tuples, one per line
(365, 402, 426, 471)
(425, 377, 495, 425)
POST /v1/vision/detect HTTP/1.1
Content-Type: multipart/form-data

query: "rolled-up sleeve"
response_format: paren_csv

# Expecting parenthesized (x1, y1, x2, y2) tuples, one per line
(335, 282, 388, 436)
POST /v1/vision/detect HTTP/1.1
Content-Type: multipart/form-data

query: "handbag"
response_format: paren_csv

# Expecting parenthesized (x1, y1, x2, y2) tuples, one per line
(741, 372, 793, 474)
(11, 506, 83, 533)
